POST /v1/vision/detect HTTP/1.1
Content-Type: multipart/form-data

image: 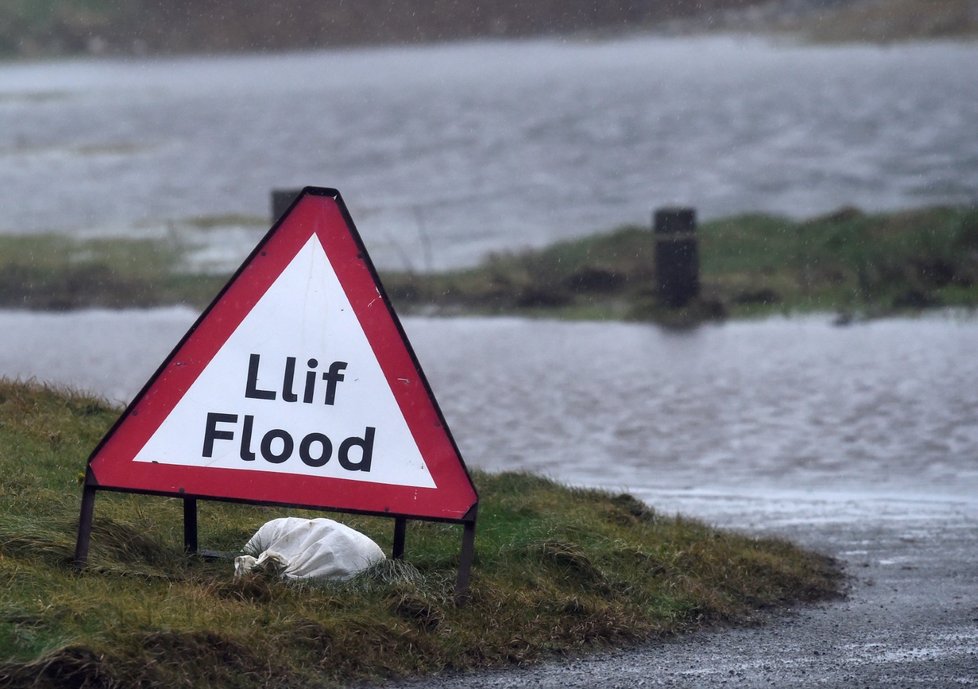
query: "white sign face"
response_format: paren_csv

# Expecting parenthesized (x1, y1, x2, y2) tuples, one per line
(134, 235, 436, 489)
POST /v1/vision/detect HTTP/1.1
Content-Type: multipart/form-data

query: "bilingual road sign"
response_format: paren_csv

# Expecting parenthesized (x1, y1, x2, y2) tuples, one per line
(75, 188, 478, 597)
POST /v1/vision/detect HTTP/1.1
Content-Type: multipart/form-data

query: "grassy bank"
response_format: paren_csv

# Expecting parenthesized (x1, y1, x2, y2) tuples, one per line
(392, 205, 978, 324)
(3, 1, 975, 58)
(798, 0, 978, 43)
(5, 205, 975, 324)
(0, 0, 769, 58)
(0, 233, 226, 310)
(685, 0, 978, 42)
(0, 379, 841, 688)
(0, 208, 978, 323)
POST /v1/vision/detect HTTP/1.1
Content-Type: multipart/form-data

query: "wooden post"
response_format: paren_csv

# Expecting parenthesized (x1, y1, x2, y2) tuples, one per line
(654, 207, 699, 308)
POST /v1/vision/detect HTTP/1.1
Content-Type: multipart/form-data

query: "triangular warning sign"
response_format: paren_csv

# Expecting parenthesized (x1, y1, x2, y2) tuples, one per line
(86, 188, 477, 521)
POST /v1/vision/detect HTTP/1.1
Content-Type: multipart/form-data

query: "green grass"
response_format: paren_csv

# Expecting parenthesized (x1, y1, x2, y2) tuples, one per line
(4, 205, 976, 322)
(0, 234, 224, 310)
(703, 206, 978, 314)
(0, 379, 842, 688)
(0, 0, 131, 55)
(383, 225, 656, 319)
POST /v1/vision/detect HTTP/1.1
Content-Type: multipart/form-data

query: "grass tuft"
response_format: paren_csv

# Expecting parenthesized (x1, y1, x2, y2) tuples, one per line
(387, 590, 444, 632)
(0, 645, 113, 689)
(520, 540, 609, 590)
(90, 519, 178, 568)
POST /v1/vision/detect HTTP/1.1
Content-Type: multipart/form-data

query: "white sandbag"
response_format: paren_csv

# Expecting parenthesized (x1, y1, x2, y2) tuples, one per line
(234, 517, 385, 581)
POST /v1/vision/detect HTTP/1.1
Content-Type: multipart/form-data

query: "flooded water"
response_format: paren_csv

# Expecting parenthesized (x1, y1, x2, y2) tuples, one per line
(2, 309, 976, 502)
(2, 36, 978, 270)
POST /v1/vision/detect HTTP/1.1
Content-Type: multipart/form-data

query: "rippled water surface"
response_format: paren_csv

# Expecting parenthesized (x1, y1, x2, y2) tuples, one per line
(2, 310, 975, 500)
(2, 36, 977, 269)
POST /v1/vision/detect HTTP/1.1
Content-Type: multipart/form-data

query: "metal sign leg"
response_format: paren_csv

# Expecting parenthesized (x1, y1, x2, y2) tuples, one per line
(454, 519, 476, 604)
(183, 497, 198, 554)
(73, 484, 97, 569)
(392, 517, 407, 559)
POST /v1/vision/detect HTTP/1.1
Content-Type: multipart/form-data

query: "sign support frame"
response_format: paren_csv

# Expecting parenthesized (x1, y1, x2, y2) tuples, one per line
(72, 187, 478, 602)
(73, 481, 478, 601)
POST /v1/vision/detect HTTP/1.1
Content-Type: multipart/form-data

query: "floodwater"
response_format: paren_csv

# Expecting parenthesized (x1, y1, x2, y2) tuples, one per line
(2, 36, 977, 270)
(2, 309, 976, 502)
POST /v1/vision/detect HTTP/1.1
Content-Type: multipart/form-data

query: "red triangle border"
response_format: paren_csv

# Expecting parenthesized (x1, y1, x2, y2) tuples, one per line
(86, 188, 478, 522)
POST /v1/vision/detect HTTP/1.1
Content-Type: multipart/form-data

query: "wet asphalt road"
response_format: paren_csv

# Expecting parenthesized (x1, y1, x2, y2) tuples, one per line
(375, 492, 978, 688)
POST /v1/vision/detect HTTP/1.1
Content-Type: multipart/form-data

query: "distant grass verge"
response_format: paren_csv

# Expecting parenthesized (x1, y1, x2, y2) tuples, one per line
(798, 0, 978, 43)
(0, 234, 225, 310)
(3, 205, 976, 323)
(0, 378, 842, 688)
(386, 205, 978, 324)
